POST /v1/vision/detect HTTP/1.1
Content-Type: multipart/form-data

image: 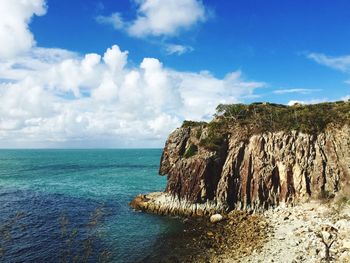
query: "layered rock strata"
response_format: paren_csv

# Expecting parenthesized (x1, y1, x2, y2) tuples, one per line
(131, 123, 350, 216)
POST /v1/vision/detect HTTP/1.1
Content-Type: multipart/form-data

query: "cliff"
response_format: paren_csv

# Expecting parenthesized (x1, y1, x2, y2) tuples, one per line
(131, 101, 350, 216)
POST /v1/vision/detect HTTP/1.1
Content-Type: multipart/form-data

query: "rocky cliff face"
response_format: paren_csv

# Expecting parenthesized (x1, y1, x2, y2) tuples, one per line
(159, 124, 350, 213)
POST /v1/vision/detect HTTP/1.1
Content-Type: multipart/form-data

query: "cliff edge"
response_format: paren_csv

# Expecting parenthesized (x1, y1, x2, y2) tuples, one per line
(131, 101, 350, 216)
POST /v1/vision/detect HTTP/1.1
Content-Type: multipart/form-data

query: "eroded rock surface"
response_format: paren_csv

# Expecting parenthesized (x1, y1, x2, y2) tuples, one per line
(156, 124, 350, 214)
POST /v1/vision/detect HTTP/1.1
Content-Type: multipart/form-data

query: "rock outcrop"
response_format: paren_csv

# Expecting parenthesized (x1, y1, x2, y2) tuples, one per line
(131, 102, 350, 216)
(159, 124, 350, 212)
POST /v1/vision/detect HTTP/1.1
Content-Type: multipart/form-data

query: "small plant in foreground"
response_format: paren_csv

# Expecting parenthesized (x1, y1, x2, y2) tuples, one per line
(316, 225, 338, 262)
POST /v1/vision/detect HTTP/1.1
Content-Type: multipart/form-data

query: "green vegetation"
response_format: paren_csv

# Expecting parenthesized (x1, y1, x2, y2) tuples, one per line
(181, 100, 350, 151)
(198, 121, 226, 151)
(184, 144, 198, 158)
(181, 120, 207, 128)
(214, 101, 350, 134)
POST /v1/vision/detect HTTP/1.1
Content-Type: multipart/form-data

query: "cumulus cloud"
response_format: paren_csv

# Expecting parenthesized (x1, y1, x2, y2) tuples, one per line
(128, 0, 207, 37)
(307, 52, 350, 72)
(0, 0, 264, 147)
(0, 0, 46, 60)
(98, 0, 208, 38)
(0, 45, 264, 147)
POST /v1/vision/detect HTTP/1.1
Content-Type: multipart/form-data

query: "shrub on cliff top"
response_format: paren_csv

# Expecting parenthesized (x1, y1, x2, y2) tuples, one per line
(180, 101, 349, 151)
(214, 101, 350, 134)
(181, 120, 207, 128)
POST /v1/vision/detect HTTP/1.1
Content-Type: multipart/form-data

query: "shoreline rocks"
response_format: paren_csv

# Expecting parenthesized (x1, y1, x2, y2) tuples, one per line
(130, 192, 226, 217)
(210, 214, 224, 223)
(240, 201, 350, 263)
(140, 209, 269, 263)
(130, 194, 350, 262)
(130, 103, 350, 262)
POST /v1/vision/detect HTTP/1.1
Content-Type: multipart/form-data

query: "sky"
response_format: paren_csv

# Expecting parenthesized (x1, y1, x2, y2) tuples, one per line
(0, 0, 350, 148)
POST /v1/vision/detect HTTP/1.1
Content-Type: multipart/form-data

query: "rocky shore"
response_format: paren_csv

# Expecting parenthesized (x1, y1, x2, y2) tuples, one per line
(132, 198, 350, 263)
(130, 192, 224, 217)
(241, 200, 350, 263)
(140, 209, 269, 263)
(130, 102, 350, 262)
(158, 123, 350, 213)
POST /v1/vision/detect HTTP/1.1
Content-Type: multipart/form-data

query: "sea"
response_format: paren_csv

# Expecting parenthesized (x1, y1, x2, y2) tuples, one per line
(0, 149, 184, 263)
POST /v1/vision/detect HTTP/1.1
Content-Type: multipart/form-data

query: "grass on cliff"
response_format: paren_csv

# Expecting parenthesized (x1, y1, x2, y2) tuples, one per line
(182, 100, 350, 150)
(215, 101, 350, 134)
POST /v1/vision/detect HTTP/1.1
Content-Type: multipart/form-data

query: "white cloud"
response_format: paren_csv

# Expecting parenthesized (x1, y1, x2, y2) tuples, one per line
(287, 98, 328, 106)
(0, 0, 46, 60)
(128, 0, 207, 37)
(165, 44, 194, 55)
(176, 71, 264, 120)
(103, 45, 128, 73)
(287, 96, 350, 106)
(273, 88, 321, 95)
(96, 12, 124, 30)
(0, 0, 264, 148)
(341, 95, 350, 101)
(307, 52, 350, 72)
(98, 0, 208, 38)
(0, 45, 264, 147)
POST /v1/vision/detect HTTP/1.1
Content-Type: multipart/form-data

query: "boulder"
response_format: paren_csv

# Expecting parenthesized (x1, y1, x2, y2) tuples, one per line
(210, 214, 224, 223)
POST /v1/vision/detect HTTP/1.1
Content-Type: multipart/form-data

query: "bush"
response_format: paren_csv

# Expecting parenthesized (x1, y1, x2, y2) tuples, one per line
(213, 101, 350, 135)
(182, 120, 207, 128)
(199, 135, 224, 151)
(199, 121, 226, 151)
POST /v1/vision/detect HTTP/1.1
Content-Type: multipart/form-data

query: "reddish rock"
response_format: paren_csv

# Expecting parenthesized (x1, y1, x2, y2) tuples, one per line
(159, 124, 350, 213)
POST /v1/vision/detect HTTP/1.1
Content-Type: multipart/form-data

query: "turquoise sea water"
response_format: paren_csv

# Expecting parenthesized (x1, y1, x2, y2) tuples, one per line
(0, 149, 183, 263)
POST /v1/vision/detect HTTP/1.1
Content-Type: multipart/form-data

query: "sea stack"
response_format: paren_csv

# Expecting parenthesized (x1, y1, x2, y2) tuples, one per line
(131, 101, 350, 217)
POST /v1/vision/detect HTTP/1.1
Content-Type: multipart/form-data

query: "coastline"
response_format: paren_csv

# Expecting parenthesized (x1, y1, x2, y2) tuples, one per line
(130, 102, 350, 262)
(138, 208, 269, 263)
(131, 194, 350, 262)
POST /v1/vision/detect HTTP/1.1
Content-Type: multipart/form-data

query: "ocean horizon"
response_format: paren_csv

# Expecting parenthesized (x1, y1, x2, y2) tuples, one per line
(0, 149, 184, 263)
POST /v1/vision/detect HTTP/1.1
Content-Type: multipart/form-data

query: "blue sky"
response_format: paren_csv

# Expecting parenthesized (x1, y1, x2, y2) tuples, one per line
(0, 0, 349, 147)
(30, 0, 350, 103)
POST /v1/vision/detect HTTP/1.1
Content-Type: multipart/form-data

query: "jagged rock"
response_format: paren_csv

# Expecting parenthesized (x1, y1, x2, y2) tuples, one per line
(130, 103, 350, 217)
(159, 124, 350, 214)
(129, 192, 223, 217)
